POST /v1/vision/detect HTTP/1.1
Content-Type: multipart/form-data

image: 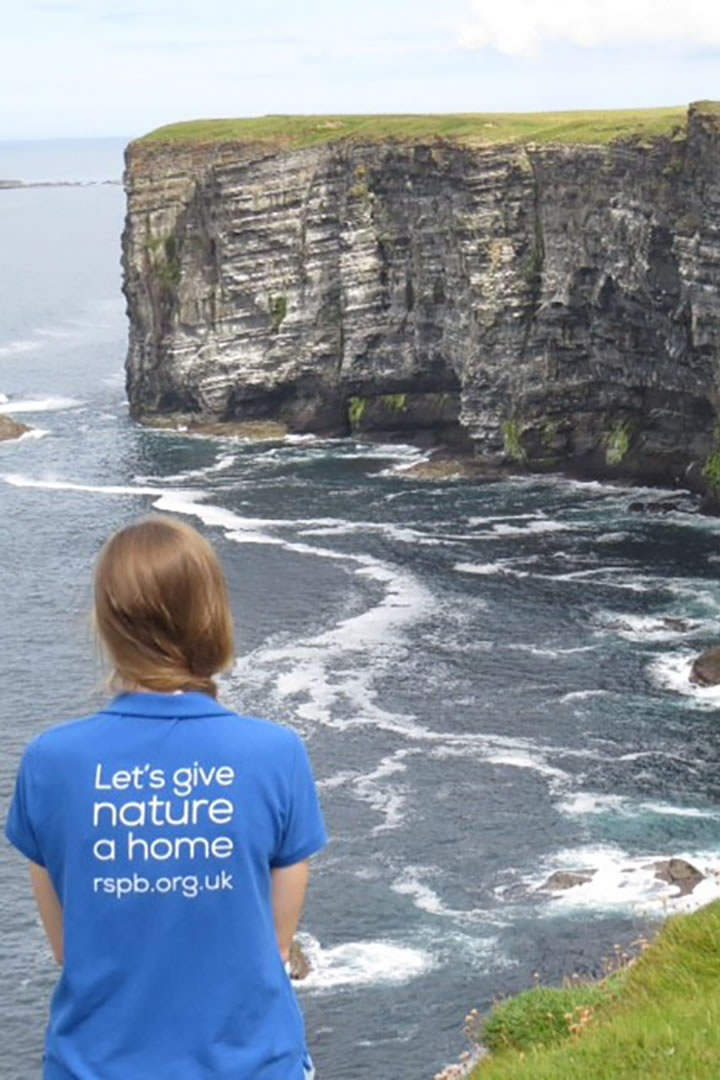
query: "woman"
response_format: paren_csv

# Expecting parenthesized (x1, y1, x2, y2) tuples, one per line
(6, 516, 327, 1079)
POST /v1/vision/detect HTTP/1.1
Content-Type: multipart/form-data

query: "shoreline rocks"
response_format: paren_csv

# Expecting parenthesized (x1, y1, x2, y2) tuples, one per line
(690, 647, 720, 687)
(0, 414, 29, 442)
(288, 939, 311, 980)
(539, 869, 597, 891)
(651, 858, 705, 896)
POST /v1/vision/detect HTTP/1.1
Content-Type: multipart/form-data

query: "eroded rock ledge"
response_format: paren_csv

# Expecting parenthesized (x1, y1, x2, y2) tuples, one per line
(123, 103, 720, 496)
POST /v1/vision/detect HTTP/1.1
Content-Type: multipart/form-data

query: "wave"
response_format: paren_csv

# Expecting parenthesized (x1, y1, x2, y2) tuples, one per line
(2, 474, 170, 497)
(484, 751, 568, 782)
(133, 452, 238, 485)
(648, 651, 720, 710)
(0, 340, 40, 357)
(542, 570, 653, 592)
(508, 643, 599, 658)
(454, 560, 653, 592)
(560, 689, 609, 703)
(391, 865, 485, 923)
(527, 844, 720, 916)
(454, 559, 530, 579)
(352, 748, 419, 834)
(295, 932, 432, 991)
(297, 519, 427, 544)
(489, 519, 576, 537)
(17, 428, 49, 442)
(594, 612, 704, 642)
(557, 792, 719, 819)
(0, 395, 84, 414)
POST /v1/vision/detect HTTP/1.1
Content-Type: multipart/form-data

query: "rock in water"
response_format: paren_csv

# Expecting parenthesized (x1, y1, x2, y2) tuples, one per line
(288, 939, 311, 980)
(0, 415, 29, 441)
(690, 648, 720, 686)
(540, 869, 597, 891)
(653, 858, 705, 896)
(627, 500, 687, 514)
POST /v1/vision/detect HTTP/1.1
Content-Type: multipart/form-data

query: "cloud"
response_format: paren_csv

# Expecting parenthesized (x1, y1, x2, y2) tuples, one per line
(458, 0, 720, 55)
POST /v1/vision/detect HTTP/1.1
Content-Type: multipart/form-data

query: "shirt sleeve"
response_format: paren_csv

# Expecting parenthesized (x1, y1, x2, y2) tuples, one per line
(271, 735, 328, 869)
(5, 741, 46, 866)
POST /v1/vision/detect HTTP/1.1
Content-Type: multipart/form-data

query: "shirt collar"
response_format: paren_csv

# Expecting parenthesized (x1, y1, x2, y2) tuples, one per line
(102, 691, 235, 719)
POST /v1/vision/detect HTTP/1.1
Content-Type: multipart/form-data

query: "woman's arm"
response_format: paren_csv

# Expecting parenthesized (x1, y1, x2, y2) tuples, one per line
(30, 863, 63, 965)
(271, 860, 309, 962)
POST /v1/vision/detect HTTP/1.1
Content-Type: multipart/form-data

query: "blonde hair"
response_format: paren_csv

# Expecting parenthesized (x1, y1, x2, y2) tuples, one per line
(94, 516, 235, 698)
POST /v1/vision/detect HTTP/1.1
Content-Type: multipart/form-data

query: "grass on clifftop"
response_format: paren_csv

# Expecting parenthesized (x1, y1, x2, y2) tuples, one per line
(138, 107, 689, 149)
(468, 900, 720, 1079)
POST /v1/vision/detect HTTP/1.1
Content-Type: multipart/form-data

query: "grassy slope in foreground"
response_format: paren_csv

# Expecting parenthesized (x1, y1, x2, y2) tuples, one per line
(138, 107, 689, 148)
(469, 900, 720, 1079)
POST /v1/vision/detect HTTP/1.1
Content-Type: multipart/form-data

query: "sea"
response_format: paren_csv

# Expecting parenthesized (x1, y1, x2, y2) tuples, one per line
(1, 138, 720, 1080)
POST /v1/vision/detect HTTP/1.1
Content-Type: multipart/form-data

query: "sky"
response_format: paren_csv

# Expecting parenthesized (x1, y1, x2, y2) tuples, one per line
(1, 0, 718, 139)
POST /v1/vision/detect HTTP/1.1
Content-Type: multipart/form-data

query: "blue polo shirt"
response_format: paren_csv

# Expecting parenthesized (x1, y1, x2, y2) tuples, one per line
(5, 691, 327, 1080)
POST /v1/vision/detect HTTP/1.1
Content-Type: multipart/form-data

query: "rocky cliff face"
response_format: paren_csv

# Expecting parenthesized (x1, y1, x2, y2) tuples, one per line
(123, 103, 720, 489)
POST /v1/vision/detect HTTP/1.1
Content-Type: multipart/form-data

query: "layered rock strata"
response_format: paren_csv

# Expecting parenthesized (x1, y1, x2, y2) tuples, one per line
(123, 103, 720, 490)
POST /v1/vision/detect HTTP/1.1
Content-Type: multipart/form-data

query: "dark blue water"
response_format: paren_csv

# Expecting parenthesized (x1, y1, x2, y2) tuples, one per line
(2, 140, 720, 1080)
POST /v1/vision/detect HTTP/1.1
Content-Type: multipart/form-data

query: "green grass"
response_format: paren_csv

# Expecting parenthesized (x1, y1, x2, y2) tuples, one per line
(469, 901, 720, 1080)
(135, 106, 692, 149)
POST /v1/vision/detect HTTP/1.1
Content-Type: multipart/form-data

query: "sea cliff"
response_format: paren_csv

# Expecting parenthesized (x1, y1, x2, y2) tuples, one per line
(122, 103, 720, 493)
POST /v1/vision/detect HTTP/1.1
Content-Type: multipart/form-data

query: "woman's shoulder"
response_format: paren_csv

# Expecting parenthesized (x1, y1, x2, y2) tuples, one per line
(24, 709, 111, 760)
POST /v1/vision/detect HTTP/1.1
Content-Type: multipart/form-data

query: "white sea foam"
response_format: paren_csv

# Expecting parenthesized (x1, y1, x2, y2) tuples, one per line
(297, 519, 426, 544)
(490, 519, 574, 536)
(664, 580, 720, 614)
(468, 512, 546, 526)
(530, 845, 720, 916)
(17, 428, 49, 442)
(283, 433, 320, 444)
(391, 866, 477, 921)
(0, 395, 84, 414)
(454, 559, 529, 579)
(295, 933, 432, 991)
(456, 560, 653, 592)
(560, 689, 609, 703)
(390, 867, 510, 932)
(0, 340, 40, 357)
(544, 568, 653, 592)
(508, 643, 598, 658)
(648, 651, 720, 710)
(2, 473, 170, 497)
(243, 556, 435, 737)
(485, 752, 568, 782)
(558, 792, 718, 819)
(352, 748, 419, 834)
(595, 531, 631, 543)
(146, 490, 437, 739)
(134, 452, 238, 485)
(378, 454, 434, 478)
(595, 611, 703, 643)
(557, 793, 627, 815)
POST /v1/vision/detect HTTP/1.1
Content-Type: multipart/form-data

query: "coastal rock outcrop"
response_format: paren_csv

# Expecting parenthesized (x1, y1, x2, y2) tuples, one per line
(0, 414, 29, 442)
(123, 103, 720, 492)
(540, 869, 597, 891)
(288, 939, 311, 980)
(652, 858, 704, 896)
(690, 647, 720, 686)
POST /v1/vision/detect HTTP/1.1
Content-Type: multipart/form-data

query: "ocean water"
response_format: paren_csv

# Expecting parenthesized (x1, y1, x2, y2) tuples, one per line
(2, 140, 720, 1080)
